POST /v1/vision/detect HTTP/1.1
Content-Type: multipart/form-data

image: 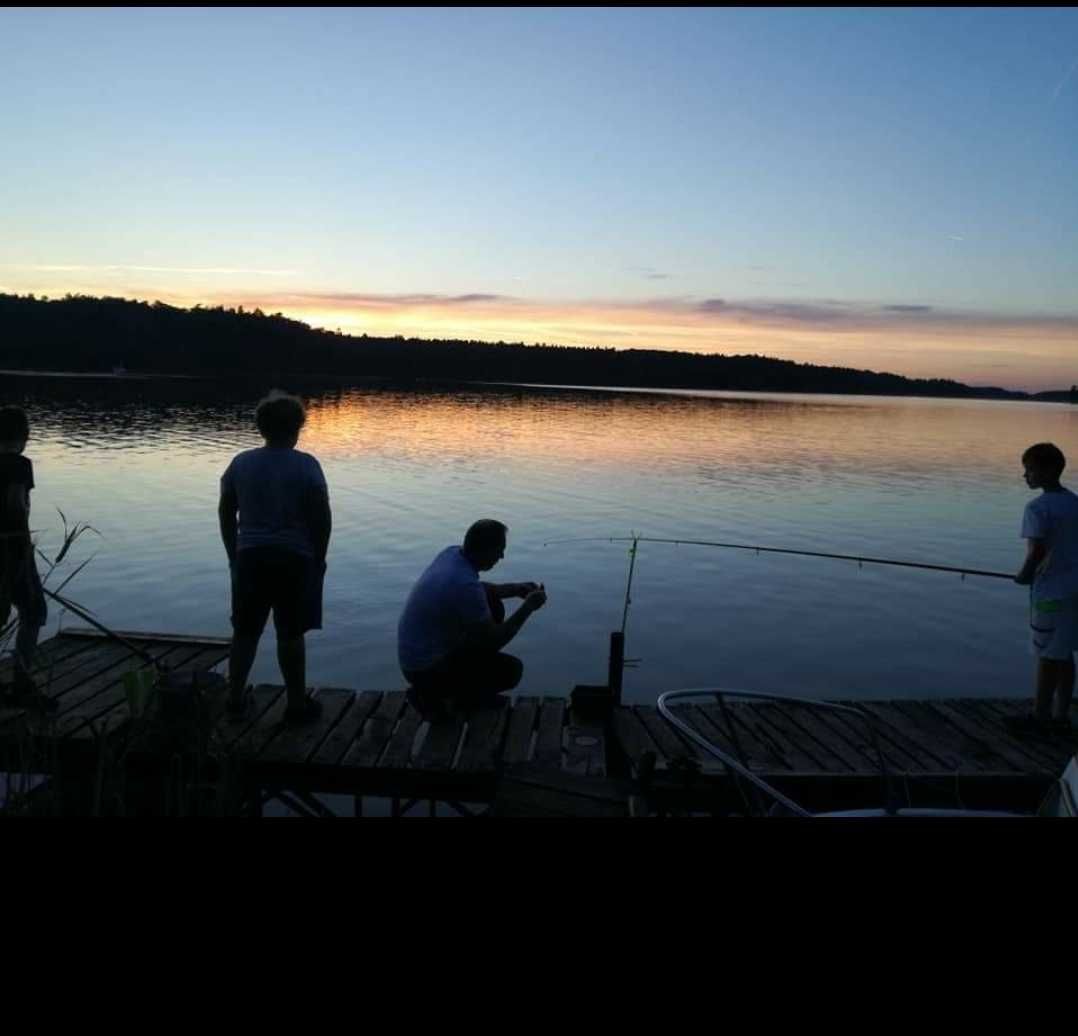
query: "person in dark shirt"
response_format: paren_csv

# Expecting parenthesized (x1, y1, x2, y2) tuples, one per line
(0, 406, 52, 710)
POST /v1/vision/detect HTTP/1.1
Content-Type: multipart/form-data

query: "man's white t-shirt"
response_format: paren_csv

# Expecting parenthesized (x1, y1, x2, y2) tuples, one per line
(398, 546, 492, 672)
(1022, 487, 1078, 603)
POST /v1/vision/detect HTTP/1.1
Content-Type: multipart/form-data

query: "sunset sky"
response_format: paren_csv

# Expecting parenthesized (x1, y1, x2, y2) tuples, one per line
(2, 7, 1076, 391)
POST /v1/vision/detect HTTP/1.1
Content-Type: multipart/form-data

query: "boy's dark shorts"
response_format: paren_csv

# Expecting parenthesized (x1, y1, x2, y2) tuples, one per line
(0, 549, 48, 629)
(230, 546, 323, 639)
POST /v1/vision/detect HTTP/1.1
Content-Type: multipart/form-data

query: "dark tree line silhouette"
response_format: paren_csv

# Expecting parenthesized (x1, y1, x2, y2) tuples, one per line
(0, 292, 1035, 399)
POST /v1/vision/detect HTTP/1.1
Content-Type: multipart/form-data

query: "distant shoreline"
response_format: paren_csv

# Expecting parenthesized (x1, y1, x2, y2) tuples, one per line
(3, 293, 1072, 401)
(470, 380, 1075, 405)
(0, 367, 207, 382)
(3, 367, 1075, 406)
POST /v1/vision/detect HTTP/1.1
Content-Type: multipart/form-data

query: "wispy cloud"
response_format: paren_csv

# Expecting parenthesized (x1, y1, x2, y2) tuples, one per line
(252, 290, 510, 309)
(4, 263, 298, 276)
(694, 298, 855, 322)
(626, 265, 672, 280)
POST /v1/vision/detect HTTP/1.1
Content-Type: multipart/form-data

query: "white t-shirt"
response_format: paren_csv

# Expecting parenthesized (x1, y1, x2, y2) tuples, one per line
(398, 546, 492, 672)
(220, 446, 328, 559)
(1021, 487, 1078, 603)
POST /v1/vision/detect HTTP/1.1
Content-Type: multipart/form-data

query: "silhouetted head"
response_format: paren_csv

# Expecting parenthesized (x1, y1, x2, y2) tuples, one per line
(462, 519, 508, 571)
(0, 406, 29, 453)
(1022, 442, 1065, 489)
(255, 390, 306, 448)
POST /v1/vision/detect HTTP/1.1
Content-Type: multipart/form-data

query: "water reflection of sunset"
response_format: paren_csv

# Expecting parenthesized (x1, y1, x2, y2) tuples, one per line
(300, 387, 1076, 481)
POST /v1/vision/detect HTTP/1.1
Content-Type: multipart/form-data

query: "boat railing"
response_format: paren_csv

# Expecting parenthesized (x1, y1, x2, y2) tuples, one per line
(657, 687, 896, 817)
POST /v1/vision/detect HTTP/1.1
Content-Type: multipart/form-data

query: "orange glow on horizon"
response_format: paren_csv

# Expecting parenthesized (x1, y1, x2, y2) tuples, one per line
(257, 298, 1078, 392)
(4, 271, 1076, 392)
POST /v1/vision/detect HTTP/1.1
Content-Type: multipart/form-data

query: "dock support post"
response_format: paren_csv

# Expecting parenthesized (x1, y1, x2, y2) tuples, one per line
(608, 631, 624, 705)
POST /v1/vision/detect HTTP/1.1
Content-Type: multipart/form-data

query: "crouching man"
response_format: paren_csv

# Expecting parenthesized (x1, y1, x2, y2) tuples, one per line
(397, 519, 546, 716)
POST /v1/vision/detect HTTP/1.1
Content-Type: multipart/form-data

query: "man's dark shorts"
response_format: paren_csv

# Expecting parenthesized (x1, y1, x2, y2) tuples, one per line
(231, 546, 322, 639)
(404, 650, 523, 711)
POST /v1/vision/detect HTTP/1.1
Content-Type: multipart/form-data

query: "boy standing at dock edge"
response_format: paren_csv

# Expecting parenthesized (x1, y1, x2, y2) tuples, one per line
(1011, 442, 1078, 734)
(219, 390, 331, 724)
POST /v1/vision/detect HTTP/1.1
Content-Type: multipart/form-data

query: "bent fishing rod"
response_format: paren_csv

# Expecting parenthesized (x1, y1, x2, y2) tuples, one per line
(543, 535, 1015, 582)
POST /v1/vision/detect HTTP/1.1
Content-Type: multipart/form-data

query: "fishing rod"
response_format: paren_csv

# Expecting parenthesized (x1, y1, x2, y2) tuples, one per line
(543, 535, 1015, 582)
(546, 534, 1015, 688)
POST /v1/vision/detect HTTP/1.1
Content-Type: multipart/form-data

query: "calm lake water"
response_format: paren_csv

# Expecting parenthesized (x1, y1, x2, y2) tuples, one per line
(5, 376, 1077, 704)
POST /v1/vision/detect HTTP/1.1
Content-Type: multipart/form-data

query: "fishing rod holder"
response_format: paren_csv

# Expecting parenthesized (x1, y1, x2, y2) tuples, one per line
(568, 630, 626, 720)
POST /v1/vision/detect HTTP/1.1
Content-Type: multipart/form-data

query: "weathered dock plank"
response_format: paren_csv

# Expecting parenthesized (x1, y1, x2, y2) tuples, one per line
(501, 696, 539, 765)
(749, 703, 834, 772)
(1, 634, 108, 691)
(610, 706, 662, 772)
(531, 698, 565, 768)
(340, 691, 407, 768)
(216, 685, 287, 752)
(694, 703, 780, 771)
(63, 645, 231, 740)
(456, 700, 510, 773)
(895, 701, 1006, 774)
(311, 690, 381, 766)
(54, 643, 222, 738)
(635, 705, 700, 766)
(928, 701, 1037, 774)
(771, 704, 878, 774)
(258, 688, 355, 765)
(858, 702, 962, 772)
(234, 684, 294, 758)
(723, 703, 797, 770)
(413, 711, 467, 771)
(563, 712, 606, 777)
(977, 701, 1074, 770)
(865, 701, 967, 771)
(378, 701, 424, 769)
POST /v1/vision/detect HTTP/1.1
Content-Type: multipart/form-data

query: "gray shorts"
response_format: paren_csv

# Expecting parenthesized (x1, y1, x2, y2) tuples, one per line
(1029, 597, 1078, 661)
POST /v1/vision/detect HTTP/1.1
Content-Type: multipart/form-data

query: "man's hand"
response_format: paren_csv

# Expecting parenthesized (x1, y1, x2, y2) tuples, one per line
(522, 585, 547, 613)
(515, 581, 541, 597)
(1014, 572, 1033, 585)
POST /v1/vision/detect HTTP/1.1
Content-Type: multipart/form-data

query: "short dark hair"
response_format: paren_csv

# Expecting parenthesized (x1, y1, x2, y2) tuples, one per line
(255, 390, 306, 442)
(1023, 442, 1065, 478)
(464, 519, 507, 553)
(0, 406, 30, 443)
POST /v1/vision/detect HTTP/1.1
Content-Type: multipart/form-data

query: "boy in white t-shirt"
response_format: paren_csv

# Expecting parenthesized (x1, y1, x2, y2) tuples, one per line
(219, 391, 332, 725)
(1011, 442, 1078, 734)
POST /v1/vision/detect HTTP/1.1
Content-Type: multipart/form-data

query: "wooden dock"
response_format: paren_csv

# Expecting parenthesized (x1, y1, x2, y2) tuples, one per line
(1, 629, 1074, 816)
